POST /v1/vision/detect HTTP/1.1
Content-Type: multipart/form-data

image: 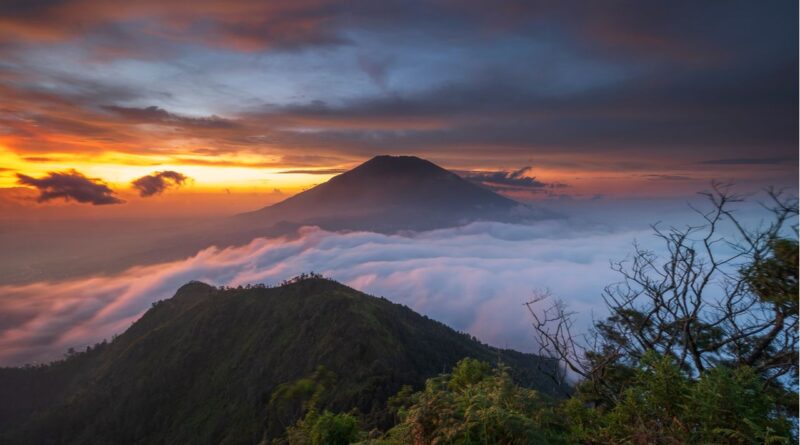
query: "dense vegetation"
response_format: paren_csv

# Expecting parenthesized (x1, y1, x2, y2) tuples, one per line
(292, 353, 793, 445)
(0, 277, 561, 445)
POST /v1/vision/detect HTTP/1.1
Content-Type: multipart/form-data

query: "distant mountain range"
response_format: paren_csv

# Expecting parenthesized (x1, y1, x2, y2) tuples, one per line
(0, 278, 563, 444)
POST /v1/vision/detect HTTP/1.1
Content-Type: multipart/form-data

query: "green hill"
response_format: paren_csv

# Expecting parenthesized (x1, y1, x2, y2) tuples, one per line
(0, 277, 563, 444)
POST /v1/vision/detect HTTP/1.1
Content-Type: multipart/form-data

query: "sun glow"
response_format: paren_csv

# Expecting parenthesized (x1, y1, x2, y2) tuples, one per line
(0, 146, 335, 194)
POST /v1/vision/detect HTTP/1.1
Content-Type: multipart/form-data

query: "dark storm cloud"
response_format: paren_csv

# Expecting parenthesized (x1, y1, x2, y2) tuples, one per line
(261, 51, 796, 156)
(131, 171, 189, 197)
(357, 54, 393, 89)
(104, 106, 237, 129)
(1, 0, 794, 61)
(16, 170, 123, 205)
(699, 158, 793, 166)
(0, 0, 343, 51)
(0, 72, 173, 155)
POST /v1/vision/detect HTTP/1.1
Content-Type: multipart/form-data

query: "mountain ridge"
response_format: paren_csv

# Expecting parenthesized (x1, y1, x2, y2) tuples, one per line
(0, 277, 563, 444)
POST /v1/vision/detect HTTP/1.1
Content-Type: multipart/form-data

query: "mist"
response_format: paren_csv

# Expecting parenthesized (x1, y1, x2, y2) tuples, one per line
(0, 218, 655, 366)
(0, 194, 780, 367)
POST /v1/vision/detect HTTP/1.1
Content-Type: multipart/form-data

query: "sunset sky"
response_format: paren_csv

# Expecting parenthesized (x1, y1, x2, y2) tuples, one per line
(0, 0, 797, 217)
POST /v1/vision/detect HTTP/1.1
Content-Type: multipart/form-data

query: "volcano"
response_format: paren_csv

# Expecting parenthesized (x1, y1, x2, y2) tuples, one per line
(240, 155, 536, 232)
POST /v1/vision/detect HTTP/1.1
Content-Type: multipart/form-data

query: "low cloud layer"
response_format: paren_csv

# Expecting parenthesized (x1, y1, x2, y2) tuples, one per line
(131, 170, 189, 197)
(0, 220, 656, 366)
(16, 170, 123, 205)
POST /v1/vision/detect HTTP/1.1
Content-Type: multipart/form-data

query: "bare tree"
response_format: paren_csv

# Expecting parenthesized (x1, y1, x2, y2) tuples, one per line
(526, 184, 798, 401)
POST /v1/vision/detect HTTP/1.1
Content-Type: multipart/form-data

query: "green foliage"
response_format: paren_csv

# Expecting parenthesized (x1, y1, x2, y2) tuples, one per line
(744, 238, 799, 314)
(273, 366, 364, 445)
(448, 357, 492, 390)
(687, 366, 793, 445)
(269, 366, 337, 435)
(359, 355, 796, 445)
(562, 352, 794, 445)
(286, 408, 362, 445)
(374, 358, 565, 445)
(356, 355, 794, 445)
(307, 411, 361, 445)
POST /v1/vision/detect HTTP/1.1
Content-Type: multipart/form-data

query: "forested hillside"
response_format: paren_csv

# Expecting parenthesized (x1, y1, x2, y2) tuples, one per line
(0, 277, 562, 444)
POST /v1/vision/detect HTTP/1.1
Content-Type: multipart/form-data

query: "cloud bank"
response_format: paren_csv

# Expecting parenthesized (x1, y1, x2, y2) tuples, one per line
(0, 220, 655, 366)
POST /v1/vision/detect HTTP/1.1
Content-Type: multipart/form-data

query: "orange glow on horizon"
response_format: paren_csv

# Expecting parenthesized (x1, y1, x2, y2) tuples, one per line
(2, 140, 794, 221)
(0, 146, 338, 193)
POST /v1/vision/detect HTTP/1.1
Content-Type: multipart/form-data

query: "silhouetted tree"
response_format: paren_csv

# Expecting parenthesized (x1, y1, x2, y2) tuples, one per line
(527, 185, 798, 405)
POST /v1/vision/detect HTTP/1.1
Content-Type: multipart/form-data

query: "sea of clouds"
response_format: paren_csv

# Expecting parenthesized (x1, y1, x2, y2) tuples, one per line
(0, 217, 669, 366)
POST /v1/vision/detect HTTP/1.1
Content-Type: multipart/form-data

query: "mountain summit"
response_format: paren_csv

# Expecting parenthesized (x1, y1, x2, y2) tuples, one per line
(241, 155, 535, 232)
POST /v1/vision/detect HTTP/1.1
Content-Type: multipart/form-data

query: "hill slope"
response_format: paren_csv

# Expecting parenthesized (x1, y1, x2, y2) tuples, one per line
(0, 278, 562, 445)
(240, 155, 537, 231)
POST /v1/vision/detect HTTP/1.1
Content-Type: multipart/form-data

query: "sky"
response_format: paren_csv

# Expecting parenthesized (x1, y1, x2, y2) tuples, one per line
(0, 0, 797, 217)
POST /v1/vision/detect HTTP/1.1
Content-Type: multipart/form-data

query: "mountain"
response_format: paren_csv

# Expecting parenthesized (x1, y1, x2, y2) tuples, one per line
(0, 277, 563, 445)
(239, 155, 537, 232)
